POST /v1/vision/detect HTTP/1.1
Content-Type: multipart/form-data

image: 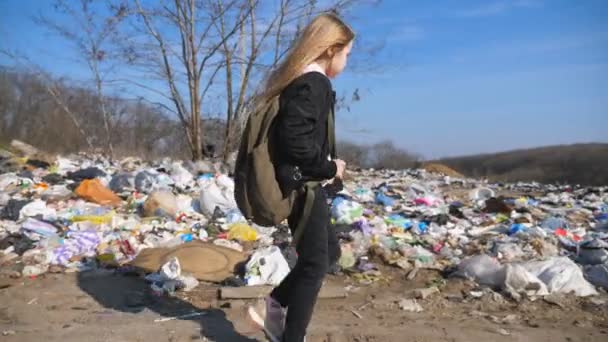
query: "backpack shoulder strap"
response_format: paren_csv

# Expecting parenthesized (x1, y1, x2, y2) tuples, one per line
(291, 181, 320, 246)
(327, 107, 336, 159)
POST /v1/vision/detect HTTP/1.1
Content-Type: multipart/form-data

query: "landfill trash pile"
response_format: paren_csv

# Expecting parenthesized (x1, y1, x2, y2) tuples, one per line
(1, 140, 607, 301)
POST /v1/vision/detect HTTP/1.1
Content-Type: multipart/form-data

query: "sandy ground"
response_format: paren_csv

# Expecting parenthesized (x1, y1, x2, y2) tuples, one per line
(1, 266, 607, 342)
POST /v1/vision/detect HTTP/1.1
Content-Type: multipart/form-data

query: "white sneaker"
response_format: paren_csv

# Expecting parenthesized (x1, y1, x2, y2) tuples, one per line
(247, 296, 285, 342)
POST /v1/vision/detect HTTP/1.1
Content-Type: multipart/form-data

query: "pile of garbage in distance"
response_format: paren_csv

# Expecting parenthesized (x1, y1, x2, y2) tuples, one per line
(1, 140, 607, 300)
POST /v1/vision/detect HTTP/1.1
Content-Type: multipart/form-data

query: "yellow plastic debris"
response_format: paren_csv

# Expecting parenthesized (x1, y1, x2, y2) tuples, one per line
(71, 211, 115, 224)
(227, 223, 258, 241)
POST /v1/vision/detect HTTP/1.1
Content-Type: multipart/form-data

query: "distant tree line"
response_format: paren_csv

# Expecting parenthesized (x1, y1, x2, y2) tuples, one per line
(1, 67, 422, 170)
(0, 68, 216, 160)
(437, 144, 608, 186)
(338, 140, 421, 170)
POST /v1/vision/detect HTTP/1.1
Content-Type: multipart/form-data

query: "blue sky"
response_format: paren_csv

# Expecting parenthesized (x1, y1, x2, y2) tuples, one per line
(1, 0, 607, 159)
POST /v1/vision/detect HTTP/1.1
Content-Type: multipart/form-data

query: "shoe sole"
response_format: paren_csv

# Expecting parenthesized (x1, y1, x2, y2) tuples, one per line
(247, 306, 281, 342)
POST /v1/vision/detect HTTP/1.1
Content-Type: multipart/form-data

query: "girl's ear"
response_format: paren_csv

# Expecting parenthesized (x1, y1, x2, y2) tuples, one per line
(326, 46, 337, 58)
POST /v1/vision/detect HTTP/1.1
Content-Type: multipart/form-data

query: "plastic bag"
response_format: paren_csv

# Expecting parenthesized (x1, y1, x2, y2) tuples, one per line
(385, 214, 412, 230)
(51, 230, 101, 266)
(245, 246, 290, 286)
(584, 264, 608, 290)
(338, 245, 356, 269)
(453, 254, 505, 288)
(331, 197, 363, 225)
(143, 191, 178, 218)
(227, 223, 258, 241)
(541, 217, 569, 231)
(175, 194, 194, 214)
(225, 208, 247, 225)
(19, 199, 57, 220)
(22, 264, 49, 277)
(492, 242, 524, 262)
(147, 257, 199, 294)
(375, 192, 395, 207)
(503, 264, 549, 300)
(41, 184, 72, 201)
(199, 176, 237, 215)
(1, 199, 31, 221)
(170, 162, 194, 189)
(75, 179, 121, 207)
(0, 192, 10, 206)
(109, 173, 134, 193)
(523, 257, 598, 297)
(134, 171, 158, 194)
(71, 211, 115, 224)
(415, 196, 441, 206)
(577, 238, 608, 265)
(54, 157, 78, 174)
(469, 187, 495, 201)
(353, 188, 374, 203)
(21, 218, 58, 240)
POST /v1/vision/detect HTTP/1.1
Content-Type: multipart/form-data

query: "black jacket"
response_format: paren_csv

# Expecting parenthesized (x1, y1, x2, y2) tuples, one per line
(273, 71, 337, 194)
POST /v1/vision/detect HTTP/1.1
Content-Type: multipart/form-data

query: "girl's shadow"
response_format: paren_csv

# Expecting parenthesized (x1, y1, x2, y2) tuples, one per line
(76, 270, 257, 341)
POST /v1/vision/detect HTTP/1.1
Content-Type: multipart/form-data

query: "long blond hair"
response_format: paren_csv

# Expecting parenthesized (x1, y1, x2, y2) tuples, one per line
(259, 13, 355, 104)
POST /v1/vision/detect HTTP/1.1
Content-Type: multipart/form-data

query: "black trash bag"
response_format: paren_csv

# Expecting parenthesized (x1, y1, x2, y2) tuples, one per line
(109, 173, 133, 193)
(449, 204, 466, 219)
(0, 234, 35, 255)
(134, 171, 156, 193)
(17, 170, 34, 179)
(1, 199, 32, 221)
(26, 159, 51, 169)
(42, 173, 64, 185)
(66, 167, 106, 182)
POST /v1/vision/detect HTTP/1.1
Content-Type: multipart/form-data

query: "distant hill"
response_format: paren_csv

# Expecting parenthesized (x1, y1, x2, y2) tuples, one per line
(436, 143, 608, 186)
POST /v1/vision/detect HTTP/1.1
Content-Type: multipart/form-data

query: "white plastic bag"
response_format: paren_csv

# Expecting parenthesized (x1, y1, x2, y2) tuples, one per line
(20, 199, 57, 220)
(245, 246, 290, 286)
(469, 187, 495, 203)
(199, 177, 237, 215)
(503, 264, 549, 300)
(492, 242, 524, 262)
(453, 254, 505, 288)
(523, 257, 598, 297)
(170, 162, 194, 189)
(148, 257, 199, 293)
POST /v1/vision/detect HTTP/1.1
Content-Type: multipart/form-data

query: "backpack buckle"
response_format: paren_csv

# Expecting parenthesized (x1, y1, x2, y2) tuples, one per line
(293, 166, 302, 181)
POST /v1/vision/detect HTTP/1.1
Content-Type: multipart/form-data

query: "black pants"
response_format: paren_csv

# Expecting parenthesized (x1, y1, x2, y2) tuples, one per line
(270, 187, 339, 342)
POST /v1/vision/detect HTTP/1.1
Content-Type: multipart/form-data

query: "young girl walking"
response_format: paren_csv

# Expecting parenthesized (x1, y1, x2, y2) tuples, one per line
(247, 12, 355, 342)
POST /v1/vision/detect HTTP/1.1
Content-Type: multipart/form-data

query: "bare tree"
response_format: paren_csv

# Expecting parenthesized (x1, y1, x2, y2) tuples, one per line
(216, 0, 366, 159)
(0, 67, 187, 158)
(117, 0, 251, 160)
(35, 0, 127, 158)
(0, 50, 95, 150)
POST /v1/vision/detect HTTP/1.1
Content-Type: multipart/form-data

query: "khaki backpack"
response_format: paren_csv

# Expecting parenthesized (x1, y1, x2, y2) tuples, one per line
(234, 96, 335, 244)
(234, 97, 294, 227)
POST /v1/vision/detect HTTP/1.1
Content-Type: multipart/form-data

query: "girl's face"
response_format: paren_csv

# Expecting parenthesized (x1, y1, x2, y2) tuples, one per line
(327, 40, 353, 78)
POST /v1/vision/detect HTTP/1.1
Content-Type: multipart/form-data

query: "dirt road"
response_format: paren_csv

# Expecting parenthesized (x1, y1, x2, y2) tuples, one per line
(1, 268, 607, 342)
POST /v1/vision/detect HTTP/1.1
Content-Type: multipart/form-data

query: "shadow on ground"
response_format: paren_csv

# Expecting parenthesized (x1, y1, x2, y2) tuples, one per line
(77, 270, 256, 342)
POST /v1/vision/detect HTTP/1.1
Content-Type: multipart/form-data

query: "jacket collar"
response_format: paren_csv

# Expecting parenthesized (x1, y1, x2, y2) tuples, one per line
(302, 62, 326, 76)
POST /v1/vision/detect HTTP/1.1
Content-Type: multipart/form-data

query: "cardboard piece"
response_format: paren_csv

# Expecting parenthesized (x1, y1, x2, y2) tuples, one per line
(130, 241, 247, 282)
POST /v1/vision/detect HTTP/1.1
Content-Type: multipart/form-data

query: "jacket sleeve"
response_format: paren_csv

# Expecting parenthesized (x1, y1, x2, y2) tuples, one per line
(276, 77, 337, 180)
